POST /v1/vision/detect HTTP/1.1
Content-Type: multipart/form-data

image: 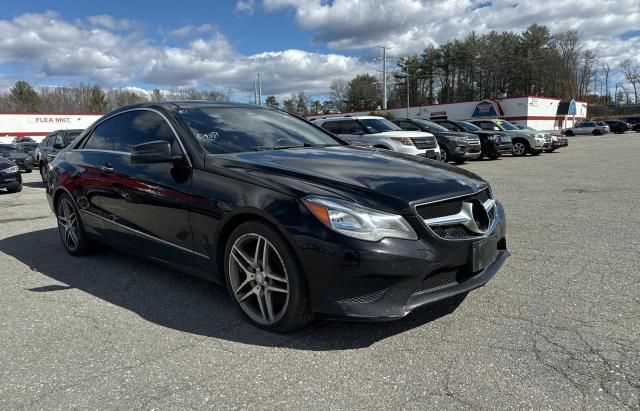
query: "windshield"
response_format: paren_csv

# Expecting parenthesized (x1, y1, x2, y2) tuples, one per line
(360, 118, 402, 133)
(177, 107, 340, 154)
(414, 119, 449, 132)
(495, 120, 519, 131)
(456, 121, 482, 132)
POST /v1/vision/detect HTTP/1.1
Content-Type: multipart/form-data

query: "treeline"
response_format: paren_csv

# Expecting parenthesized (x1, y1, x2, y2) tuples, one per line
(0, 81, 228, 113)
(276, 24, 639, 115)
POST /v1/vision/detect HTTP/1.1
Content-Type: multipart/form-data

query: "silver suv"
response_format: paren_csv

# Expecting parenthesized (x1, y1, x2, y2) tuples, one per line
(468, 119, 546, 156)
(312, 116, 441, 160)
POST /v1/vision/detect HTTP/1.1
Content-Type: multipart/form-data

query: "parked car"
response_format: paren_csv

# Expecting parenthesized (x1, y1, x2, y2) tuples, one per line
(0, 156, 22, 193)
(46, 102, 509, 332)
(431, 119, 513, 160)
(604, 120, 630, 134)
(514, 125, 561, 152)
(311, 116, 441, 160)
(467, 119, 546, 156)
(12, 136, 36, 144)
(0, 144, 33, 172)
(562, 121, 609, 136)
(595, 121, 611, 133)
(35, 129, 83, 182)
(623, 116, 640, 132)
(16, 142, 40, 164)
(392, 118, 481, 164)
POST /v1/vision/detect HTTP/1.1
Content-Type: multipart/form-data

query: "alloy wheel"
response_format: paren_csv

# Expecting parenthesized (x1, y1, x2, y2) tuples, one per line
(513, 142, 526, 156)
(228, 233, 290, 325)
(440, 149, 448, 163)
(57, 198, 79, 252)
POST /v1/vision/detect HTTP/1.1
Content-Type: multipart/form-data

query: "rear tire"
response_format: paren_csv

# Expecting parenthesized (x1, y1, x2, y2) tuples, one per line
(224, 220, 312, 333)
(531, 150, 542, 156)
(453, 158, 466, 164)
(593, 130, 601, 135)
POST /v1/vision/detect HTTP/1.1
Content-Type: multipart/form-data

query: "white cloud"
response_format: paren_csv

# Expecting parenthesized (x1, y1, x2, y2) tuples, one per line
(168, 24, 215, 38)
(86, 14, 143, 31)
(0, 12, 375, 97)
(235, 0, 256, 16)
(262, 0, 640, 62)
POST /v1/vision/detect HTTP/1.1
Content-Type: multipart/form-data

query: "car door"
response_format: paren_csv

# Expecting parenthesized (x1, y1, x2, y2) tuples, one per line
(82, 109, 194, 266)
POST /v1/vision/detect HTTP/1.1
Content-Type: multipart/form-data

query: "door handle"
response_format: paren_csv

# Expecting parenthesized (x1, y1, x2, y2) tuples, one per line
(100, 164, 114, 173)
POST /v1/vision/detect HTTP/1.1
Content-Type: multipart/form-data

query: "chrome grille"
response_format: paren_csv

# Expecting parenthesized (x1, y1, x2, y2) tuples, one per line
(411, 137, 437, 149)
(415, 189, 496, 240)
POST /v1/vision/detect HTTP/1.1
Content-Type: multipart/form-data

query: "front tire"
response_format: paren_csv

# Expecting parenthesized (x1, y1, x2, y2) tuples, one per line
(565, 130, 574, 136)
(55, 193, 92, 256)
(40, 163, 48, 183)
(593, 130, 601, 135)
(512, 140, 529, 156)
(6, 184, 22, 193)
(224, 221, 312, 333)
(488, 153, 500, 160)
(440, 148, 449, 163)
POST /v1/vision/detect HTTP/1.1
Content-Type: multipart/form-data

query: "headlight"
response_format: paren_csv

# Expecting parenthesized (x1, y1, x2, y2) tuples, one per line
(303, 196, 418, 241)
(528, 133, 537, 138)
(453, 136, 467, 142)
(2, 165, 19, 173)
(390, 137, 414, 146)
(487, 135, 496, 141)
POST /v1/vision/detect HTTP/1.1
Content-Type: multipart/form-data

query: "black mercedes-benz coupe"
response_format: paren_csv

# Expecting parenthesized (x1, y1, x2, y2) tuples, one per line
(46, 102, 509, 332)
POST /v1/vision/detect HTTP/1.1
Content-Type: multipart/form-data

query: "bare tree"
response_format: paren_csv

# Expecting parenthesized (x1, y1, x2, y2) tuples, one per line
(329, 79, 348, 112)
(621, 59, 640, 103)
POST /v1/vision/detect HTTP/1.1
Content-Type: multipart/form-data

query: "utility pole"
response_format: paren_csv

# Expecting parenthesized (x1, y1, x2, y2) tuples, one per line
(377, 46, 392, 110)
(257, 73, 262, 106)
(253, 81, 258, 105)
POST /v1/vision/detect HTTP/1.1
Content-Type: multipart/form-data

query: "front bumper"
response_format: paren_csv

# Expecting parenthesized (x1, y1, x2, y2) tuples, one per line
(0, 171, 22, 188)
(292, 202, 508, 319)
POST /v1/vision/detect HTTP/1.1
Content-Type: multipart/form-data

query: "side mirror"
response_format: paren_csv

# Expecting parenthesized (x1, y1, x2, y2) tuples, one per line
(53, 143, 64, 149)
(131, 140, 181, 163)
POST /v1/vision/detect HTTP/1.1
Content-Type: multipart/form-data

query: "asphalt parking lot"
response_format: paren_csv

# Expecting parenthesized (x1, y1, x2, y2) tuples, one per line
(1, 133, 639, 409)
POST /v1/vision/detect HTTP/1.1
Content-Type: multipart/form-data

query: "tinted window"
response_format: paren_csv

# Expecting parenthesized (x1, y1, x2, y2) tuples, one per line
(414, 119, 449, 132)
(322, 121, 342, 133)
(84, 118, 118, 150)
(112, 111, 175, 153)
(456, 121, 482, 132)
(62, 131, 82, 146)
(340, 120, 365, 134)
(436, 121, 457, 131)
(360, 118, 401, 132)
(177, 107, 339, 154)
(84, 111, 177, 153)
(398, 121, 420, 131)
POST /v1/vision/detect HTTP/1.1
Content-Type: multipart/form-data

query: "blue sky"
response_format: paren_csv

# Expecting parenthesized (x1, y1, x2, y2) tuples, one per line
(1, 0, 638, 100)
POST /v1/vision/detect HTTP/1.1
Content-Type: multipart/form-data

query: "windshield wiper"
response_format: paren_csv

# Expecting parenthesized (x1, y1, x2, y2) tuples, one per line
(255, 143, 332, 151)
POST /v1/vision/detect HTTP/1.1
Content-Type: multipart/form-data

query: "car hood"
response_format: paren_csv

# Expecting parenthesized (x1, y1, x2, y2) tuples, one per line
(207, 146, 488, 213)
(1, 152, 29, 160)
(372, 131, 435, 138)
